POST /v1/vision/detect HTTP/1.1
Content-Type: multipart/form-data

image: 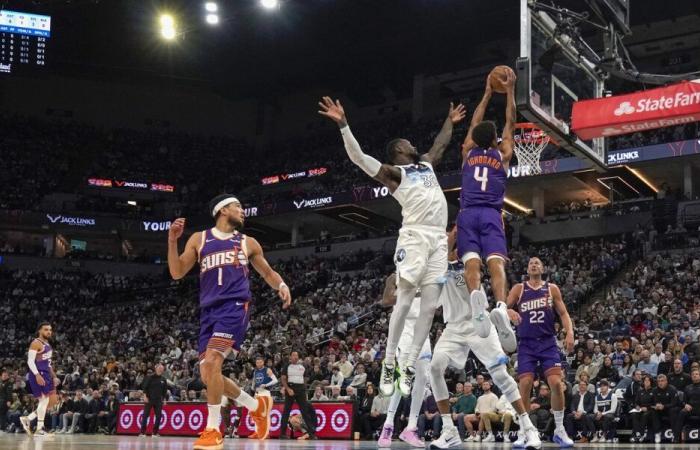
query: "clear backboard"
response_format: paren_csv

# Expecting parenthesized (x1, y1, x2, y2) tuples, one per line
(517, 0, 607, 170)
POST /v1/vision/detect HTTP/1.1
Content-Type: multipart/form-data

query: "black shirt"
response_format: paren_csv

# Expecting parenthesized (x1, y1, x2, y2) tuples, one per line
(668, 372, 691, 391)
(652, 385, 679, 409)
(142, 375, 168, 403)
(684, 381, 700, 410)
(634, 388, 655, 408)
(0, 379, 13, 404)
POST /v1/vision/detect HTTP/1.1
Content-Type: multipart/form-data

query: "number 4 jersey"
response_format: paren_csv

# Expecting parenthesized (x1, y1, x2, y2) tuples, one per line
(461, 147, 506, 210)
(198, 228, 252, 307)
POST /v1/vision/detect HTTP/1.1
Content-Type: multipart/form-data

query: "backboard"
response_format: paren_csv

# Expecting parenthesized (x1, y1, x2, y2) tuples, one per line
(517, 0, 608, 170)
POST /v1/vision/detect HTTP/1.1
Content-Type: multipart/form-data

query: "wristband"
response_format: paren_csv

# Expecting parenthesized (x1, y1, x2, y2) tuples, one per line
(278, 282, 288, 291)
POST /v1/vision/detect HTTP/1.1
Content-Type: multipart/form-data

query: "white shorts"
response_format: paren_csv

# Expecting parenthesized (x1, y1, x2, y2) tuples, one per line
(394, 226, 448, 286)
(433, 318, 507, 369)
(397, 334, 432, 367)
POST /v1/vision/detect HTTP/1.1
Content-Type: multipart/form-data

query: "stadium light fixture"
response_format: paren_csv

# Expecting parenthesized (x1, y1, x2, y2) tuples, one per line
(204, 2, 218, 13)
(260, 0, 280, 10)
(626, 166, 659, 193)
(205, 14, 219, 25)
(159, 14, 177, 40)
(504, 197, 532, 213)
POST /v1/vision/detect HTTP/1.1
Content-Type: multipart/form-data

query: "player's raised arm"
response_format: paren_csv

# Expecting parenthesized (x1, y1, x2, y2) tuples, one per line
(422, 102, 466, 168)
(318, 96, 402, 192)
(462, 79, 493, 158)
(246, 236, 292, 309)
(167, 218, 199, 280)
(499, 69, 517, 167)
(506, 283, 523, 325)
(550, 283, 574, 354)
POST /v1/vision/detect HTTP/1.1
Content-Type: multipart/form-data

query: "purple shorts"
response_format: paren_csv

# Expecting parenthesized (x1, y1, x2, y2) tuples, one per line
(27, 371, 54, 398)
(457, 206, 507, 261)
(517, 336, 563, 377)
(198, 299, 250, 360)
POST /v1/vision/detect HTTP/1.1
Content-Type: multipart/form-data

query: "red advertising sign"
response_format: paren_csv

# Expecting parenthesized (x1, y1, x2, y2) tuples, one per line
(260, 167, 328, 185)
(117, 401, 353, 439)
(572, 80, 700, 140)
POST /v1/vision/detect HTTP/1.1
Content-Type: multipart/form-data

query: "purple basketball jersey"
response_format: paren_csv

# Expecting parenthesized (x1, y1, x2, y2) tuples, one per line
(198, 229, 251, 307)
(27, 339, 54, 398)
(34, 339, 52, 372)
(516, 281, 556, 340)
(460, 147, 506, 210)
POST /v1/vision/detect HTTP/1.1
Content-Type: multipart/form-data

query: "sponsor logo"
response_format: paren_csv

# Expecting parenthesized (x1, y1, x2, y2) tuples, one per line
(507, 165, 536, 178)
(88, 178, 113, 187)
(262, 176, 280, 185)
(45, 214, 96, 227)
(308, 167, 328, 177)
(601, 115, 698, 136)
(0, 63, 11, 72)
(330, 409, 350, 432)
(607, 150, 640, 165)
(151, 183, 175, 192)
(142, 221, 171, 232)
(293, 196, 333, 209)
(613, 91, 700, 117)
(115, 181, 148, 189)
(315, 409, 327, 431)
(286, 171, 306, 179)
(171, 410, 185, 430)
(120, 410, 133, 429)
(188, 410, 203, 431)
(212, 332, 234, 339)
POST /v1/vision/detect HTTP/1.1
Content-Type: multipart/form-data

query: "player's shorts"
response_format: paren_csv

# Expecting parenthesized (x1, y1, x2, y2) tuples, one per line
(433, 319, 507, 370)
(394, 225, 448, 286)
(457, 206, 507, 262)
(517, 336, 562, 377)
(198, 299, 251, 360)
(27, 370, 54, 398)
(397, 334, 432, 367)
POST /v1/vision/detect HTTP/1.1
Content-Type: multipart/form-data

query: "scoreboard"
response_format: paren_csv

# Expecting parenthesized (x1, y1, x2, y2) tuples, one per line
(0, 10, 50, 74)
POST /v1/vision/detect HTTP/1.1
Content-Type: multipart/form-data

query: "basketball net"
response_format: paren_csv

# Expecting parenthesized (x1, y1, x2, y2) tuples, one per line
(513, 123, 549, 175)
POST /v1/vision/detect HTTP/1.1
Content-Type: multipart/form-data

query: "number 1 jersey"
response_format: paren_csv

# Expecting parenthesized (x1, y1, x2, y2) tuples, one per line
(198, 228, 251, 307)
(461, 147, 506, 210)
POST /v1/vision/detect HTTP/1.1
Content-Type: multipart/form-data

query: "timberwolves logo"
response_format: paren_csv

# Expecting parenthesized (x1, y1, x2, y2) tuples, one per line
(395, 248, 406, 263)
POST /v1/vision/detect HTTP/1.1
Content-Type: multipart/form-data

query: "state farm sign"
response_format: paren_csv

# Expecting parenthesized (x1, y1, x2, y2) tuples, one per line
(572, 80, 700, 140)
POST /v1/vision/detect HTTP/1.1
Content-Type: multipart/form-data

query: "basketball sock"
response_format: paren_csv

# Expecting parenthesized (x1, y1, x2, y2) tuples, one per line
(384, 389, 402, 427)
(407, 413, 419, 430)
(553, 409, 565, 431)
(385, 279, 417, 363)
(519, 412, 535, 431)
(234, 390, 259, 412)
(441, 414, 455, 431)
(37, 420, 44, 431)
(27, 411, 37, 421)
(206, 404, 222, 430)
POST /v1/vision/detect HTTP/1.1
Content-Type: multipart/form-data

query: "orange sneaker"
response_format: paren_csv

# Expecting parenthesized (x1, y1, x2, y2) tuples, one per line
(248, 430, 259, 439)
(250, 396, 272, 440)
(193, 428, 224, 450)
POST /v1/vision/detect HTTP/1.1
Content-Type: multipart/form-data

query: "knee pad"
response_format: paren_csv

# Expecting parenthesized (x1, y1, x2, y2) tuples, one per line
(490, 364, 520, 404)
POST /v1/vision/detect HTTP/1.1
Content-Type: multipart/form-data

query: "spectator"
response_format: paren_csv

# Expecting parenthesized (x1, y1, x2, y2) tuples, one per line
(610, 342, 627, 371)
(310, 386, 328, 402)
(50, 392, 70, 432)
(481, 393, 515, 443)
(451, 382, 476, 441)
(6, 393, 22, 433)
(360, 384, 388, 439)
(473, 380, 499, 442)
(334, 354, 354, 380)
(630, 374, 655, 443)
(0, 370, 12, 432)
(620, 354, 636, 378)
(650, 344, 665, 365)
(637, 351, 659, 377)
(668, 359, 691, 391)
(417, 391, 440, 441)
(528, 384, 553, 434)
(105, 392, 120, 434)
(85, 390, 108, 433)
(624, 370, 643, 404)
(591, 380, 617, 443)
(349, 364, 367, 389)
(565, 380, 595, 443)
(651, 374, 679, 444)
(675, 369, 700, 443)
(575, 354, 598, 382)
(59, 390, 88, 434)
(329, 367, 344, 391)
(593, 356, 620, 385)
(139, 363, 168, 437)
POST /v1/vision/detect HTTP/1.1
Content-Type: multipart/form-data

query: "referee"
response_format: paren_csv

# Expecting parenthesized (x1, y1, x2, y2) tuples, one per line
(139, 363, 169, 437)
(280, 351, 317, 439)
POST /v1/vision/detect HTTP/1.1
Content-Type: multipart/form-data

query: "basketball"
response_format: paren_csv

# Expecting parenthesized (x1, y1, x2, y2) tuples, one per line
(488, 65, 515, 93)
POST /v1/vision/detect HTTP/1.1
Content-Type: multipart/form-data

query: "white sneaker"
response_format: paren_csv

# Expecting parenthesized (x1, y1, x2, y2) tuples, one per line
(512, 430, 527, 448)
(379, 360, 396, 397)
(398, 366, 415, 397)
(553, 428, 574, 448)
(474, 434, 482, 442)
(482, 432, 495, 442)
(56, 429, 65, 434)
(489, 303, 517, 353)
(590, 436, 599, 443)
(429, 427, 462, 449)
(525, 427, 542, 449)
(655, 433, 661, 444)
(34, 429, 48, 437)
(19, 416, 32, 436)
(464, 434, 476, 442)
(470, 290, 491, 338)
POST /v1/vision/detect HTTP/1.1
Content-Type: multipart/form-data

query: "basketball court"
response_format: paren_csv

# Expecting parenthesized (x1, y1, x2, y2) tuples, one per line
(2, 434, 698, 450)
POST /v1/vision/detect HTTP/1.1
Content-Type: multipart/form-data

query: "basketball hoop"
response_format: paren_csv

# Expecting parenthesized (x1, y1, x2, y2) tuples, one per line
(513, 122, 551, 176)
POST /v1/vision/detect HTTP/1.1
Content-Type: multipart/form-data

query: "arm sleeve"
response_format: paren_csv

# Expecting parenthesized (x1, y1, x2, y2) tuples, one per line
(340, 126, 382, 177)
(264, 370, 278, 388)
(27, 350, 39, 375)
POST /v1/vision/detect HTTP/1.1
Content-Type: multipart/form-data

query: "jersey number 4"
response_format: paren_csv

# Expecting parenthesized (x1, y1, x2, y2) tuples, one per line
(474, 167, 488, 191)
(529, 310, 545, 323)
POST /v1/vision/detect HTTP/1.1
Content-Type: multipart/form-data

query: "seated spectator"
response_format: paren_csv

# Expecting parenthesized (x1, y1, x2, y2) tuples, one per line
(417, 391, 441, 441)
(623, 370, 643, 405)
(594, 356, 620, 386)
(575, 354, 598, 382)
(310, 386, 329, 401)
(620, 354, 637, 378)
(630, 374, 655, 442)
(58, 390, 88, 434)
(50, 392, 71, 432)
(657, 352, 673, 376)
(591, 380, 617, 443)
(327, 367, 344, 392)
(105, 392, 120, 434)
(349, 364, 367, 389)
(651, 374, 679, 444)
(674, 368, 700, 444)
(529, 384, 553, 434)
(451, 382, 477, 441)
(473, 380, 499, 442)
(637, 350, 659, 377)
(85, 390, 108, 433)
(480, 393, 515, 443)
(6, 393, 22, 433)
(360, 384, 388, 439)
(565, 380, 595, 443)
(650, 344, 665, 365)
(668, 359, 691, 391)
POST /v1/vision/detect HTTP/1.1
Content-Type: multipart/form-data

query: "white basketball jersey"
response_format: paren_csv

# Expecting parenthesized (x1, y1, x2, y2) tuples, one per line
(439, 261, 472, 323)
(392, 161, 448, 229)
